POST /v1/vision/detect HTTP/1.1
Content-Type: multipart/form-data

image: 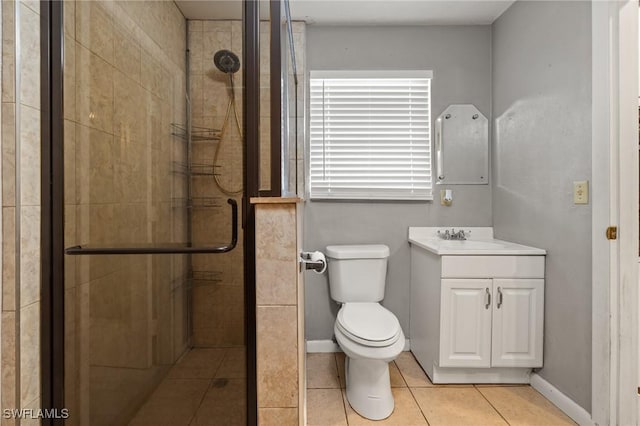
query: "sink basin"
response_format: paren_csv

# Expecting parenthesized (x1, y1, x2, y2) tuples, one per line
(407, 228, 546, 256)
(437, 240, 513, 250)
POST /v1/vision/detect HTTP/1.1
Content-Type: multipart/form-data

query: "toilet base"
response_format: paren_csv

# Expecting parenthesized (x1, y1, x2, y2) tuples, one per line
(345, 357, 394, 420)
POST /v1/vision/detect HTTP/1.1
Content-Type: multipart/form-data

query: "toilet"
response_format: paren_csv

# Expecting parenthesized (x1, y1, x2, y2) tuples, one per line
(325, 244, 405, 420)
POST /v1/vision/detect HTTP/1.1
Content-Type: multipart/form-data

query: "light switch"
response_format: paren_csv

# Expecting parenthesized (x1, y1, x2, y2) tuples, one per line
(573, 181, 589, 204)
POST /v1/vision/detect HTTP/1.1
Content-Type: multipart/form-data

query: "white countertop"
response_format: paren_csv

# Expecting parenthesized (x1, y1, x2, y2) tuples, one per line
(408, 227, 546, 256)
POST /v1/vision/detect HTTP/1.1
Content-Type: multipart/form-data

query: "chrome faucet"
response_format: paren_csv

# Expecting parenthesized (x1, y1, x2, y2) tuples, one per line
(452, 229, 466, 240)
(438, 228, 468, 240)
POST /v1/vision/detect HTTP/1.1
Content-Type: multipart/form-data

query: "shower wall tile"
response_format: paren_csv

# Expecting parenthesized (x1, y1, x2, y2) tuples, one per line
(1, 0, 44, 416)
(20, 397, 41, 426)
(114, 23, 141, 84)
(203, 20, 232, 33)
(231, 21, 243, 59)
(2, 0, 15, 104)
(19, 301, 40, 406)
(63, 206, 76, 291)
(188, 20, 203, 32)
(257, 305, 298, 407)
(256, 259, 297, 306)
(2, 103, 16, 206)
(18, 3, 40, 110)
(63, 120, 76, 205)
(75, 0, 114, 64)
(20, 0, 39, 15)
(2, 207, 16, 311)
(259, 408, 298, 426)
(192, 284, 245, 347)
(256, 205, 297, 305)
(63, 0, 75, 38)
(19, 105, 41, 207)
(75, 44, 114, 133)
(1, 312, 16, 425)
(202, 78, 229, 117)
(63, 35, 76, 121)
(75, 124, 117, 205)
(188, 30, 204, 73)
(141, 48, 169, 99)
(254, 200, 304, 420)
(113, 69, 147, 141)
(19, 206, 40, 308)
(203, 29, 232, 59)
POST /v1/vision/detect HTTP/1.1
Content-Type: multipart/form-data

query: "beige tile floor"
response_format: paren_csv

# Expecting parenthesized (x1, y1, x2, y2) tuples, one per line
(307, 352, 577, 426)
(129, 347, 246, 426)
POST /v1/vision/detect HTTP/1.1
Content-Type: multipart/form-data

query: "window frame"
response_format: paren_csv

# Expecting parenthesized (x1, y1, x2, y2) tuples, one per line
(308, 70, 434, 201)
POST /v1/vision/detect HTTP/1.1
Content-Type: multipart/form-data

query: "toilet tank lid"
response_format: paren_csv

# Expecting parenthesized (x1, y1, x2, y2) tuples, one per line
(325, 244, 390, 259)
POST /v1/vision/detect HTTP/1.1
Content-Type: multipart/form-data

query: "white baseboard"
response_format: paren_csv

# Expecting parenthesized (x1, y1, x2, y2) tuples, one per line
(530, 373, 593, 426)
(306, 339, 411, 353)
(306, 340, 341, 353)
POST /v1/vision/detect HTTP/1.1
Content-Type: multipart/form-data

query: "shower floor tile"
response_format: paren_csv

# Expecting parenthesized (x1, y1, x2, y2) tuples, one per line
(168, 348, 227, 379)
(127, 347, 246, 426)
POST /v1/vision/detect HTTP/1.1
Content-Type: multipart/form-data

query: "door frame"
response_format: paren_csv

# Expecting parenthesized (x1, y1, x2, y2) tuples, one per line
(591, 1, 639, 425)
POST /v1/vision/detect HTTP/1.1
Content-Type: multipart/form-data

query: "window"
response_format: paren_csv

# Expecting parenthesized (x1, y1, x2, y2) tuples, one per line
(309, 70, 433, 200)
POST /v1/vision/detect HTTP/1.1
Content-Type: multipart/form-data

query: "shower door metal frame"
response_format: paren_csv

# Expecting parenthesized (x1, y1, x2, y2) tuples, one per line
(40, 1, 265, 424)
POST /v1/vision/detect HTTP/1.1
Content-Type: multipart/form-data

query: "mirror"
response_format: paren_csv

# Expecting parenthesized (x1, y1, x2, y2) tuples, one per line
(435, 104, 489, 185)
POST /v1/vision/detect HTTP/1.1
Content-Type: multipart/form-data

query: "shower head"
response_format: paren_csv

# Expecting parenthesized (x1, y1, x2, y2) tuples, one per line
(213, 50, 240, 74)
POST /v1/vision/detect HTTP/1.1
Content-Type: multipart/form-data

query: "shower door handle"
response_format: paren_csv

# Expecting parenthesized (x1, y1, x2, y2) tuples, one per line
(65, 199, 238, 255)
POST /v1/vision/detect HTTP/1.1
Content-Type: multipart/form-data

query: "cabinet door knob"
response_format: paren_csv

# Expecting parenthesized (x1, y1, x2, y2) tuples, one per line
(497, 287, 503, 309)
(485, 288, 491, 309)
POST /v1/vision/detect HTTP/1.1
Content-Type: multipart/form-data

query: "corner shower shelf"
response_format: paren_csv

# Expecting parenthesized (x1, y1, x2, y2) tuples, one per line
(172, 197, 222, 209)
(172, 270, 223, 289)
(171, 123, 221, 142)
(172, 161, 220, 177)
(189, 270, 223, 285)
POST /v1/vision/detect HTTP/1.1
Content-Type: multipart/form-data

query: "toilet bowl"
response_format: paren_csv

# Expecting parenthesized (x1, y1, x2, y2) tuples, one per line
(325, 244, 404, 420)
(334, 303, 405, 420)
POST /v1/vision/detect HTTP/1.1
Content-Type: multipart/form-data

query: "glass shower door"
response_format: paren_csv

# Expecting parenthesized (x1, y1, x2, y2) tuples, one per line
(61, 1, 241, 424)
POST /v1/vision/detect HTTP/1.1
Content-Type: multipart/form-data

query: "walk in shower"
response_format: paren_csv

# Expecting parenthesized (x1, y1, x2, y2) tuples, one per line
(42, 0, 303, 422)
(59, 1, 246, 424)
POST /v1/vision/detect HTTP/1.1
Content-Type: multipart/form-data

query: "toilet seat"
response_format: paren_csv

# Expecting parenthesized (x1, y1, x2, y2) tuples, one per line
(336, 303, 401, 347)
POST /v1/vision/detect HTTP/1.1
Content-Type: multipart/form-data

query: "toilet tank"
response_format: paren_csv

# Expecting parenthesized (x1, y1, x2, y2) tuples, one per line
(325, 244, 390, 303)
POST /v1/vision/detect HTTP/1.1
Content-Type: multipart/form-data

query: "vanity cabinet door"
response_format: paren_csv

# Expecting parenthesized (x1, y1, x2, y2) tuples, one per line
(440, 279, 493, 368)
(491, 279, 544, 368)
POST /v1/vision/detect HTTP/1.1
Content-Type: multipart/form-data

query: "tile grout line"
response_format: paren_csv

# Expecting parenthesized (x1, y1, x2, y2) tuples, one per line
(393, 361, 409, 388)
(333, 353, 350, 425)
(475, 385, 512, 426)
(186, 377, 214, 426)
(395, 355, 432, 425)
(405, 383, 431, 425)
(210, 347, 229, 380)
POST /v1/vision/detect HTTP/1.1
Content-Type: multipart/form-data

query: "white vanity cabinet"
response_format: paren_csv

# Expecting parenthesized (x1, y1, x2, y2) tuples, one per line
(408, 227, 546, 384)
(440, 278, 544, 369)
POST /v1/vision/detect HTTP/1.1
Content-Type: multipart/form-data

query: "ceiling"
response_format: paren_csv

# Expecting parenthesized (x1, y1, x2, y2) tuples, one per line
(175, 0, 515, 25)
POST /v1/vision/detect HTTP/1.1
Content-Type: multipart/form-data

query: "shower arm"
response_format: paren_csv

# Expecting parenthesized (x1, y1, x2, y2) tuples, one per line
(65, 199, 238, 255)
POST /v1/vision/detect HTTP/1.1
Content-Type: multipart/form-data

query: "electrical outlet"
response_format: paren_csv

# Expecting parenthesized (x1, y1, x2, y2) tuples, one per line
(440, 189, 452, 206)
(573, 181, 589, 204)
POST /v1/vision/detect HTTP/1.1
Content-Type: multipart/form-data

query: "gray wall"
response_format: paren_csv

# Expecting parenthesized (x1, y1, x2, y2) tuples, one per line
(304, 26, 492, 340)
(492, 1, 592, 412)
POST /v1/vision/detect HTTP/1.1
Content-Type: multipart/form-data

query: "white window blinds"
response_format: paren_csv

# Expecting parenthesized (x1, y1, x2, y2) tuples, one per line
(309, 70, 433, 201)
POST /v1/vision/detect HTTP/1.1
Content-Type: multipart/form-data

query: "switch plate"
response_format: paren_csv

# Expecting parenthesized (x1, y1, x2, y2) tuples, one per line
(573, 180, 589, 204)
